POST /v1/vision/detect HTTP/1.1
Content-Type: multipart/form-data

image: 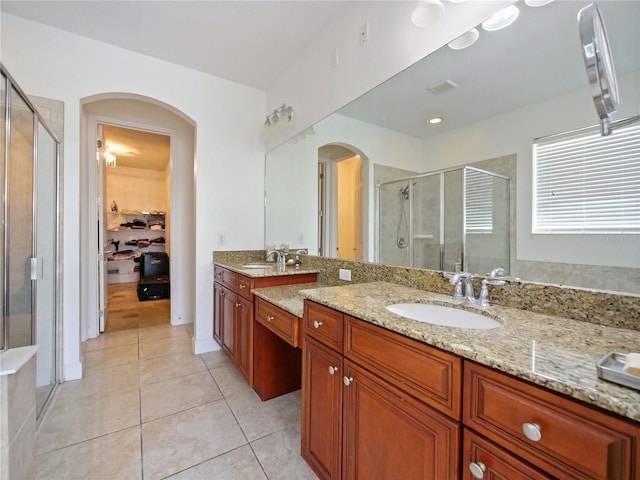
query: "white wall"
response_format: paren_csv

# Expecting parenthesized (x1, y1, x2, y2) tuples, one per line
(266, 113, 424, 261)
(421, 71, 640, 269)
(266, 1, 512, 150)
(2, 13, 266, 379)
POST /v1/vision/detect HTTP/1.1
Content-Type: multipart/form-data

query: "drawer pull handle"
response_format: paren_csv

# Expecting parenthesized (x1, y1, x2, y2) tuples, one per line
(328, 366, 338, 375)
(469, 462, 486, 479)
(313, 321, 323, 329)
(343, 376, 353, 386)
(266, 315, 274, 322)
(239, 284, 245, 289)
(522, 422, 542, 442)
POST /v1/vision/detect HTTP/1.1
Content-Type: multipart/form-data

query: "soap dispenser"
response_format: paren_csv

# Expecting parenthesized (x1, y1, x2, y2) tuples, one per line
(294, 255, 301, 269)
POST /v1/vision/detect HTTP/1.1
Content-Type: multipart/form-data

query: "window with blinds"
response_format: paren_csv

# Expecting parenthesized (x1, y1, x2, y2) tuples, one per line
(533, 123, 640, 233)
(465, 169, 493, 233)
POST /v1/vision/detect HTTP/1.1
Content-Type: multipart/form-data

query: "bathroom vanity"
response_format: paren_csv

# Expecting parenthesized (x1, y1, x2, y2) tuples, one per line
(299, 282, 640, 480)
(212, 259, 317, 398)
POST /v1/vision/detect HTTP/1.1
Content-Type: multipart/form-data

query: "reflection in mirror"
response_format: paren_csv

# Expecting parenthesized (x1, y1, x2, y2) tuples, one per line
(265, 0, 640, 294)
(377, 165, 510, 276)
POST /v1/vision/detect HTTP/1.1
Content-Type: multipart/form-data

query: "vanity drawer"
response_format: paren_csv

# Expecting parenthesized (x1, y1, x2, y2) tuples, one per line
(463, 361, 639, 480)
(238, 275, 253, 300)
(303, 300, 343, 352)
(214, 266, 238, 291)
(256, 297, 300, 347)
(462, 428, 551, 480)
(344, 315, 462, 420)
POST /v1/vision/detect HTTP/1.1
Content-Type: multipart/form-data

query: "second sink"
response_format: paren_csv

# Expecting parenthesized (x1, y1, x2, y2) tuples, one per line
(385, 303, 501, 329)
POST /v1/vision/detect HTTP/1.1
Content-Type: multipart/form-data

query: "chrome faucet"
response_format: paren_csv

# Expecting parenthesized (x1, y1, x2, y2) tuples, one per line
(447, 272, 476, 302)
(445, 272, 505, 306)
(488, 267, 506, 277)
(266, 249, 281, 263)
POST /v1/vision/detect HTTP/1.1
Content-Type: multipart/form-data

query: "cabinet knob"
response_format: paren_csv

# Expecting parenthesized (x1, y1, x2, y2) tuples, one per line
(266, 315, 274, 322)
(522, 422, 542, 442)
(343, 376, 353, 386)
(469, 461, 486, 479)
(236, 302, 241, 308)
(313, 320, 323, 329)
(221, 292, 225, 297)
(239, 284, 245, 289)
(328, 366, 338, 375)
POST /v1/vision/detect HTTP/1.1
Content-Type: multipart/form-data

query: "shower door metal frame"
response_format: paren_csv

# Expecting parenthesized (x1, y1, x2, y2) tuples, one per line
(376, 165, 510, 272)
(0, 63, 62, 418)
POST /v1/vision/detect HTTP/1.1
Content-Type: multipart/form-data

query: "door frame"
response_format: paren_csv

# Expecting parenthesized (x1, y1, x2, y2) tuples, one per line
(84, 113, 175, 339)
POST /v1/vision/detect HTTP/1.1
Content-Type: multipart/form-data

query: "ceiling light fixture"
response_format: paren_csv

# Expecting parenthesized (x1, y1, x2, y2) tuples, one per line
(524, 0, 554, 6)
(482, 5, 520, 32)
(265, 103, 294, 126)
(448, 28, 480, 50)
(105, 150, 117, 168)
(428, 117, 443, 124)
(411, 0, 445, 27)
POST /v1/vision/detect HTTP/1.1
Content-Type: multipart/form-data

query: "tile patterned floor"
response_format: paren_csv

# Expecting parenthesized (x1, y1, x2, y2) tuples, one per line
(36, 324, 318, 479)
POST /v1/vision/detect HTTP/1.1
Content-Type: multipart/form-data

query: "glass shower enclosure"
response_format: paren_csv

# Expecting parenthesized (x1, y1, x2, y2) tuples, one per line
(1, 65, 61, 420)
(377, 166, 510, 275)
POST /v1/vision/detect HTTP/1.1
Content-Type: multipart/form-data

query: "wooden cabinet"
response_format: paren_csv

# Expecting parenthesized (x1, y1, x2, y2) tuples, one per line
(462, 429, 551, 480)
(213, 282, 223, 344)
(256, 296, 301, 347)
(302, 300, 640, 480)
(463, 361, 640, 480)
(213, 264, 317, 390)
(220, 286, 238, 364)
(302, 300, 460, 480)
(301, 336, 343, 480)
(235, 295, 253, 382)
(342, 360, 459, 480)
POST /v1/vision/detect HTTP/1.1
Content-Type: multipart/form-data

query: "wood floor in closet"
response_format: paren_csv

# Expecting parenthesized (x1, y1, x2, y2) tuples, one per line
(105, 282, 170, 333)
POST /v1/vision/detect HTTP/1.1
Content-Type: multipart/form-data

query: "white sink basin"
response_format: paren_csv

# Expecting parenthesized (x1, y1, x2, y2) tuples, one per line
(385, 303, 501, 329)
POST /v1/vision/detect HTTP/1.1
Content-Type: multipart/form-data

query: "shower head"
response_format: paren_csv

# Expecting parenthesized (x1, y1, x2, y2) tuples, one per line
(400, 185, 410, 199)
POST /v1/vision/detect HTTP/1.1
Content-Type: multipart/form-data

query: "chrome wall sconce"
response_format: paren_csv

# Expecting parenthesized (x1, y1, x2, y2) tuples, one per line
(265, 104, 293, 126)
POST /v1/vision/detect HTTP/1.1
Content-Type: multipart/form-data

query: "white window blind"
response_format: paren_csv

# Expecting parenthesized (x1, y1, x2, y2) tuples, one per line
(533, 123, 640, 233)
(465, 169, 493, 233)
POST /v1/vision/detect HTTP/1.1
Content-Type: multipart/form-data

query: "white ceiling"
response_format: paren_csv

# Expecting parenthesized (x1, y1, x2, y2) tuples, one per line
(103, 124, 170, 171)
(338, 0, 640, 139)
(0, 0, 353, 91)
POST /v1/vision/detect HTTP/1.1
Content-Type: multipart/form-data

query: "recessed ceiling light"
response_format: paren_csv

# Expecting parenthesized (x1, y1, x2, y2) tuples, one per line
(428, 117, 443, 125)
(482, 5, 520, 32)
(524, 0, 554, 6)
(411, 0, 445, 27)
(448, 28, 480, 50)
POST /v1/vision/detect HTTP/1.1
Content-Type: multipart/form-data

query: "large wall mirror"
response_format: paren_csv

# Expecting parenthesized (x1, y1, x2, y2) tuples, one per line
(266, 0, 640, 294)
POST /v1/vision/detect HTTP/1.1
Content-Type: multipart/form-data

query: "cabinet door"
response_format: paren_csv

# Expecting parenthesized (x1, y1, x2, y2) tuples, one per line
(342, 360, 460, 480)
(462, 429, 551, 480)
(236, 295, 253, 385)
(221, 287, 237, 364)
(213, 283, 223, 345)
(302, 336, 343, 480)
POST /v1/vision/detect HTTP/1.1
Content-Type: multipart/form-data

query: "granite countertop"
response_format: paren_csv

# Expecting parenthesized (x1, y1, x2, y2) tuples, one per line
(252, 282, 327, 317)
(215, 260, 320, 278)
(293, 281, 640, 422)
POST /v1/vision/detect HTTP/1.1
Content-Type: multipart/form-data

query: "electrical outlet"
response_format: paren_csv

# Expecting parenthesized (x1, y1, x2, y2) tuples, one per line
(339, 268, 352, 281)
(217, 233, 225, 245)
(359, 22, 369, 46)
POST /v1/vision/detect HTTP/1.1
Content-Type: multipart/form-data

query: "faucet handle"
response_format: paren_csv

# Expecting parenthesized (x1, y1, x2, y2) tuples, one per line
(479, 279, 506, 306)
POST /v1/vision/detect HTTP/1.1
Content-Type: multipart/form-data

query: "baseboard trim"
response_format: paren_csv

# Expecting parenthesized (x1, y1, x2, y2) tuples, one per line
(63, 361, 83, 381)
(193, 337, 220, 355)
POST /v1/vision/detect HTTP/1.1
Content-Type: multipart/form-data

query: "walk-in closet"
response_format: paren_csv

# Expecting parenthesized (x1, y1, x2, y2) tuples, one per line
(100, 124, 171, 333)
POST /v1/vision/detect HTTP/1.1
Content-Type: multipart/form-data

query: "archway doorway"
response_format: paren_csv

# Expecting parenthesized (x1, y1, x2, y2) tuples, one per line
(318, 144, 367, 261)
(81, 94, 196, 341)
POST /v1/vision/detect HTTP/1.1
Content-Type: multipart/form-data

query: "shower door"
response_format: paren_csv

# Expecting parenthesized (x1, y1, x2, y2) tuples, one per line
(1, 68, 61, 419)
(412, 174, 441, 269)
